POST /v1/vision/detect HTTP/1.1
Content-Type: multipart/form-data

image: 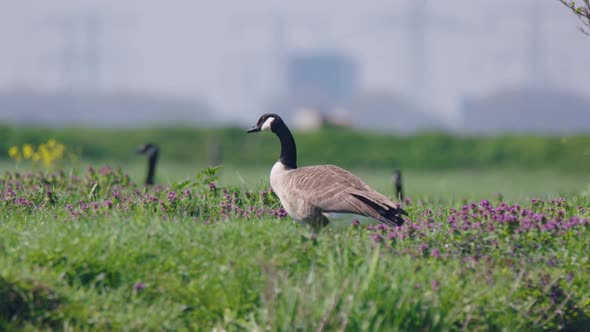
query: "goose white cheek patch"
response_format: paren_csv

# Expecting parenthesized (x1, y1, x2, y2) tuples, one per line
(261, 117, 275, 131)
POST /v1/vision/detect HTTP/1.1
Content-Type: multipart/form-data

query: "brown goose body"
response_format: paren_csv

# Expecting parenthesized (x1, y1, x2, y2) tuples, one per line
(270, 162, 407, 229)
(248, 113, 407, 229)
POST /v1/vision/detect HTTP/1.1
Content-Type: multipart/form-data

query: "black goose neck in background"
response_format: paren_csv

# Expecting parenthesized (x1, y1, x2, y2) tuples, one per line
(273, 120, 297, 169)
(146, 152, 158, 185)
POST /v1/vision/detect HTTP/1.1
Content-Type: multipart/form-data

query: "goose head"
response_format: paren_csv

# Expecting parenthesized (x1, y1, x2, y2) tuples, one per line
(136, 143, 159, 158)
(247, 113, 284, 134)
(247, 113, 297, 168)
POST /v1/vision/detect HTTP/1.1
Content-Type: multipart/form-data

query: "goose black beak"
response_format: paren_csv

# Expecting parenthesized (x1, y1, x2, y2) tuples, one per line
(247, 126, 261, 133)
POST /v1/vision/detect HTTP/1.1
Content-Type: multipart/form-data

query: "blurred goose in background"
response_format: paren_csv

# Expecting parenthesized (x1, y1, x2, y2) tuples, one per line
(247, 113, 408, 230)
(136, 143, 159, 186)
(392, 169, 404, 201)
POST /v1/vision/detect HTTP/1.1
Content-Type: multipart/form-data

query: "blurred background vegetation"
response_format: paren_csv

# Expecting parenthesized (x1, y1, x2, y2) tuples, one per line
(1, 124, 589, 172)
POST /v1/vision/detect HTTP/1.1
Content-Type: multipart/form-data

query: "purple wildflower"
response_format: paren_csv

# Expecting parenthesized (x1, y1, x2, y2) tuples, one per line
(99, 166, 112, 176)
(369, 233, 383, 244)
(167, 191, 177, 203)
(431, 279, 440, 291)
(431, 248, 441, 259)
(275, 208, 288, 219)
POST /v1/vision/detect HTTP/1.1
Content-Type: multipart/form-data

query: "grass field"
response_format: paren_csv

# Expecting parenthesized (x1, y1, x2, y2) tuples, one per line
(75, 160, 590, 200)
(1, 163, 590, 330)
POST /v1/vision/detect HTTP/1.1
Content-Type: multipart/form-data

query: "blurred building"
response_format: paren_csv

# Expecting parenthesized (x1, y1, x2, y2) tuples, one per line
(348, 92, 447, 134)
(286, 52, 359, 107)
(267, 51, 447, 133)
(461, 87, 590, 134)
(267, 51, 359, 127)
(292, 107, 353, 131)
(0, 89, 216, 127)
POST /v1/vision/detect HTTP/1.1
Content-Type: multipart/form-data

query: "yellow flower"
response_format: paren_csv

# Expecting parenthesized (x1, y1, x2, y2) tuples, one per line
(54, 144, 65, 158)
(8, 146, 23, 162)
(9, 139, 70, 169)
(8, 146, 19, 158)
(39, 145, 52, 167)
(22, 144, 34, 159)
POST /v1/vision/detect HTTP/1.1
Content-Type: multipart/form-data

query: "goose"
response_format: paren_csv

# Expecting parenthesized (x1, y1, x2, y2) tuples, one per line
(392, 169, 404, 201)
(247, 113, 408, 229)
(136, 143, 159, 185)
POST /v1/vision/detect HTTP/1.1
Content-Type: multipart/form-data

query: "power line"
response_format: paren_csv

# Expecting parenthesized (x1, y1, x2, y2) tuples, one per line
(376, 0, 466, 108)
(44, 12, 108, 93)
(526, 2, 547, 88)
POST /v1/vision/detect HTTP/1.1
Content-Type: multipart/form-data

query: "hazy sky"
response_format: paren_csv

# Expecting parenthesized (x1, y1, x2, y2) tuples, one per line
(2, 0, 589, 123)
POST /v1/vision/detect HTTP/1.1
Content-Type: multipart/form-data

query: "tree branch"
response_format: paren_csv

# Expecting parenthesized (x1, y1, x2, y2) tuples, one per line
(557, 0, 590, 35)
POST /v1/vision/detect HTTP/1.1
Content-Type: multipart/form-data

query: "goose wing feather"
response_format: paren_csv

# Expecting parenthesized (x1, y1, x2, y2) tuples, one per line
(288, 165, 407, 225)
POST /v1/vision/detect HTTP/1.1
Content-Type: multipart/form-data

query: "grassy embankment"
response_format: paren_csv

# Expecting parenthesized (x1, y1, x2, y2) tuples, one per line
(1, 166, 589, 330)
(2, 125, 590, 329)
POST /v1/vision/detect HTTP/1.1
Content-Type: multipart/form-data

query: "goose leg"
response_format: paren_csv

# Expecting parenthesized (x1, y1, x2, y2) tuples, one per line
(309, 214, 330, 231)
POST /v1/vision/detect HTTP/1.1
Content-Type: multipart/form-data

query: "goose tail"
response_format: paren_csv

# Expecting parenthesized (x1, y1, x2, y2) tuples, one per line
(351, 193, 408, 227)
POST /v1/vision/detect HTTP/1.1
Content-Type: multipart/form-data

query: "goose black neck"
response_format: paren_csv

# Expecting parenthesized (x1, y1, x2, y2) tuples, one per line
(274, 122, 297, 169)
(146, 153, 158, 185)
